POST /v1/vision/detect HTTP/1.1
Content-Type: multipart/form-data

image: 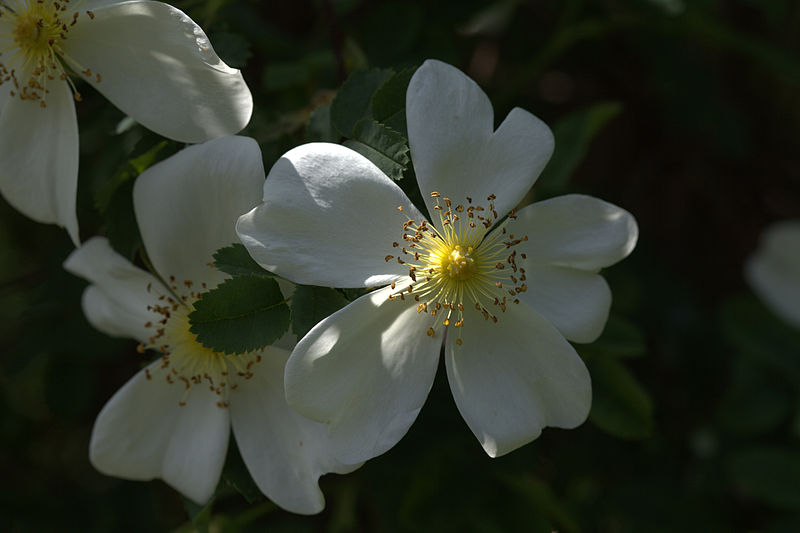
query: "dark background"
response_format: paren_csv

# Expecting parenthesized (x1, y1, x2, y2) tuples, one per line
(1, 0, 799, 531)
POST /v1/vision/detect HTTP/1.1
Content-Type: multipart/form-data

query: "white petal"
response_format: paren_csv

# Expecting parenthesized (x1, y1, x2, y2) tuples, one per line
(65, 1, 252, 142)
(745, 221, 800, 328)
(284, 283, 441, 464)
(517, 265, 612, 343)
(0, 80, 79, 244)
(0, 78, 9, 111)
(445, 301, 591, 457)
(231, 347, 359, 515)
(90, 361, 231, 505)
(80, 285, 148, 342)
(83, 0, 128, 7)
(407, 59, 554, 220)
(134, 136, 265, 291)
(516, 194, 638, 271)
(64, 237, 163, 344)
(237, 143, 425, 288)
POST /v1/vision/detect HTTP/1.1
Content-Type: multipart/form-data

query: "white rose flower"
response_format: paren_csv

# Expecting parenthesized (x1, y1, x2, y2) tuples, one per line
(237, 59, 639, 464)
(0, 0, 253, 244)
(64, 136, 356, 513)
(745, 221, 800, 329)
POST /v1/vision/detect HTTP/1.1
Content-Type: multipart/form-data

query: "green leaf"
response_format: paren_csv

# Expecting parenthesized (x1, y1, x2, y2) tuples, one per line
(330, 68, 394, 138)
(537, 101, 622, 197)
(213, 243, 273, 278)
(727, 447, 800, 510)
(306, 102, 338, 142)
(587, 356, 653, 439)
(343, 119, 410, 181)
(371, 67, 417, 124)
(290, 285, 350, 339)
(188, 275, 290, 354)
(221, 438, 263, 504)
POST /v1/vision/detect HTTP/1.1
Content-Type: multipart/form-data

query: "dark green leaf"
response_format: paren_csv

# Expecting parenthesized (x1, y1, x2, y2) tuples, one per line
(371, 67, 417, 123)
(459, 1, 520, 36)
(104, 178, 143, 261)
(340, 287, 370, 302)
(686, 11, 800, 86)
(382, 110, 408, 138)
(718, 356, 793, 435)
(720, 294, 800, 383)
(588, 356, 653, 439)
(182, 496, 213, 533)
(766, 516, 800, 533)
(188, 275, 290, 354)
(213, 243, 273, 278)
(579, 315, 646, 359)
(537, 101, 622, 197)
(96, 138, 177, 260)
(291, 285, 350, 339)
(209, 31, 252, 69)
(502, 476, 580, 533)
(343, 119, 410, 181)
(727, 447, 800, 510)
(95, 139, 172, 213)
(262, 60, 310, 91)
(330, 68, 394, 138)
(221, 438, 263, 504)
(306, 102, 338, 142)
(395, 163, 428, 219)
(44, 354, 93, 419)
(328, 479, 360, 533)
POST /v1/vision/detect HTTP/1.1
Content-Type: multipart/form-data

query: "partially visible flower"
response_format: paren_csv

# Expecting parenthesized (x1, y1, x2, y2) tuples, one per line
(745, 221, 800, 329)
(0, 0, 253, 244)
(237, 60, 638, 464)
(64, 137, 356, 513)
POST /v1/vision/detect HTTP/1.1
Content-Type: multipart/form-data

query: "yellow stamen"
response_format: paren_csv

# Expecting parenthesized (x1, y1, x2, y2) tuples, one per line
(140, 275, 262, 407)
(389, 193, 527, 345)
(0, 0, 99, 105)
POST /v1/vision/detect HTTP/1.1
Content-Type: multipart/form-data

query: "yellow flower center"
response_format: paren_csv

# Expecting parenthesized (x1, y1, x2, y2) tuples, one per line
(0, 0, 99, 106)
(139, 276, 262, 408)
(12, 10, 46, 50)
(442, 245, 476, 280)
(386, 193, 528, 345)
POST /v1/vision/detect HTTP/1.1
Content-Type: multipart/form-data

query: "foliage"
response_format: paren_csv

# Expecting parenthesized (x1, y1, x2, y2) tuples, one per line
(213, 243, 275, 279)
(290, 285, 351, 339)
(188, 275, 290, 354)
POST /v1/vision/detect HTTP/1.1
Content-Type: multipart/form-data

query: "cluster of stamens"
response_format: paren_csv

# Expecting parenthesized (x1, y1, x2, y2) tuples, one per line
(138, 274, 263, 408)
(0, 0, 99, 107)
(385, 192, 529, 345)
